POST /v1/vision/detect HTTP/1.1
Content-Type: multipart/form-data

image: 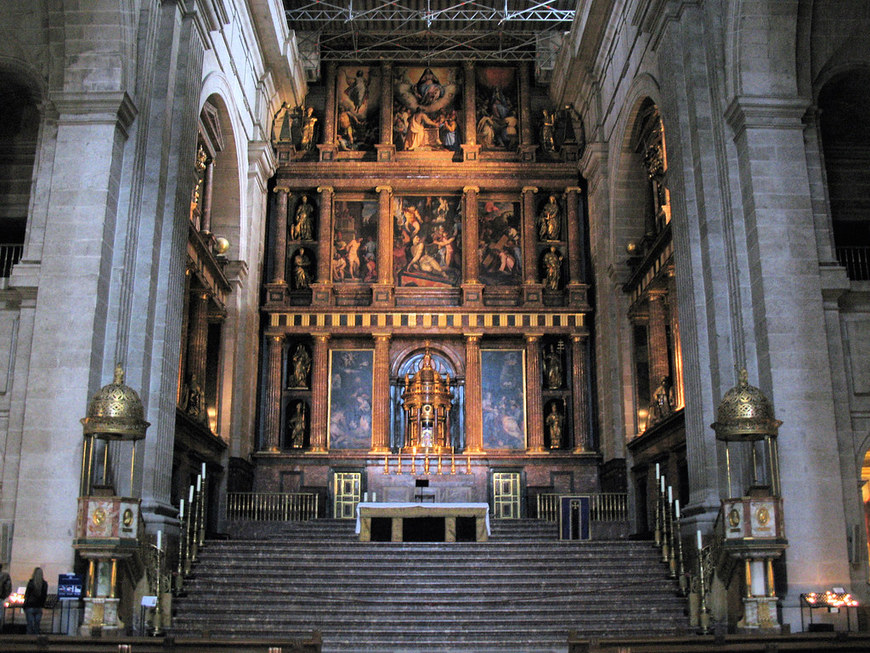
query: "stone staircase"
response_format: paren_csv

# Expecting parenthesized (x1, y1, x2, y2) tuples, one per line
(172, 519, 688, 652)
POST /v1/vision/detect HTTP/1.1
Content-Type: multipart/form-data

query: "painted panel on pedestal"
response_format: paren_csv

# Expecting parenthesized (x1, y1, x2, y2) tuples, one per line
(478, 200, 522, 285)
(328, 350, 374, 449)
(333, 200, 379, 282)
(393, 195, 462, 287)
(481, 349, 526, 450)
(393, 66, 462, 153)
(336, 66, 381, 151)
(476, 66, 518, 151)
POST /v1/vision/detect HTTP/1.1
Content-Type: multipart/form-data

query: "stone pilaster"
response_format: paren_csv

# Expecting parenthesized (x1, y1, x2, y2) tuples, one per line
(518, 62, 537, 161)
(309, 333, 330, 452)
(564, 186, 586, 306)
(521, 186, 542, 304)
(262, 335, 283, 452)
(374, 185, 394, 306)
(461, 61, 480, 161)
(371, 333, 392, 452)
(571, 334, 590, 453)
(376, 62, 395, 162)
(312, 185, 334, 305)
(318, 63, 337, 161)
(462, 186, 483, 305)
(464, 334, 483, 453)
(525, 334, 545, 453)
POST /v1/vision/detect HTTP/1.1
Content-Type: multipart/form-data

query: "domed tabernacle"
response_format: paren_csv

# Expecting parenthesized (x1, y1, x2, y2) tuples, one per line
(711, 369, 781, 442)
(81, 364, 150, 441)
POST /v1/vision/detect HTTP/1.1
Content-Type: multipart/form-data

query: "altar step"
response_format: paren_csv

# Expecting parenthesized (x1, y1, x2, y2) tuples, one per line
(173, 521, 686, 652)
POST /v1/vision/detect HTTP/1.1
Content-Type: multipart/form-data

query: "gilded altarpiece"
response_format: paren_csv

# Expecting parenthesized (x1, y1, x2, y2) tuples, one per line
(336, 66, 381, 151)
(478, 200, 522, 286)
(393, 66, 462, 153)
(481, 349, 526, 450)
(328, 350, 374, 450)
(333, 199, 379, 283)
(393, 195, 462, 287)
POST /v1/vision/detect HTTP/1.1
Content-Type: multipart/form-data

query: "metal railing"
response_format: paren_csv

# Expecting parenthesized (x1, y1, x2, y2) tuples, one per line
(0, 243, 23, 278)
(226, 492, 319, 522)
(536, 493, 628, 523)
(836, 246, 870, 281)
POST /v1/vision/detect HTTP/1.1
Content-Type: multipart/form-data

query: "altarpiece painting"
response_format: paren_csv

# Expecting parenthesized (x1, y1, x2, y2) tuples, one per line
(476, 66, 519, 151)
(478, 199, 522, 286)
(328, 350, 374, 449)
(393, 195, 462, 287)
(481, 349, 527, 450)
(336, 66, 381, 151)
(333, 199, 379, 282)
(393, 66, 462, 153)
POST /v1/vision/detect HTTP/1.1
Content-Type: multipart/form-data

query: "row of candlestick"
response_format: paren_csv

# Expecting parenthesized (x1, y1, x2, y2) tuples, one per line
(175, 463, 207, 596)
(654, 463, 710, 633)
(383, 452, 472, 475)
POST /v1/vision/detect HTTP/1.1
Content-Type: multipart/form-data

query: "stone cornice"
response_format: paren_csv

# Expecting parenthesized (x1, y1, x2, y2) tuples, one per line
(51, 91, 138, 136)
(724, 95, 811, 140)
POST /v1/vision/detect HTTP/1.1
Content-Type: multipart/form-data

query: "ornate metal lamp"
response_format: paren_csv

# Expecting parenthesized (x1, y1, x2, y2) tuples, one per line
(401, 347, 453, 453)
(74, 364, 149, 635)
(711, 369, 787, 632)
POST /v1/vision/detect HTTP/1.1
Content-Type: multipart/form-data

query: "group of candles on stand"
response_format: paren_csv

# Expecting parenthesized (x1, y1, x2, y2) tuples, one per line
(654, 463, 710, 633)
(382, 447, 471, 475)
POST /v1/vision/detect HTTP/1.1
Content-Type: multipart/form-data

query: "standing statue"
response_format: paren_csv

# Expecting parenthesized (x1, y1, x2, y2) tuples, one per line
(180, 374, 206, 423)
(648, 376, 674, 426)
(537, 195, 561, 241)
(287, 402, 307, 449)
(293, 248, 312, 290)
(301, 107, 318, 150)
(546, 402, 563, 449)
(542, 246, 563, 290)
(290, 344, 311, 388)
(540, 109, 556, 154)
(291, 195, 314, 241)
(543, 344, 563, 390)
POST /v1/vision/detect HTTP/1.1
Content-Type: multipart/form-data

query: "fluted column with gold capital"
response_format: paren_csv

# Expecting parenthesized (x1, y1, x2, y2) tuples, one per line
(262, 335, 284, 452)
(464, 334, 483, 453)
(462, 186, 483, 306)
(461, 61, 480, 162)
(309, 333, 330, 452)
(571, 334, 591, 453)
(312, 186, 334, 305)
(374, 185, 394, 306)
(565, 186, 587, 306)
(521, 186, 542, 305)
(371, 333, 392, 452)
(526, 334, 546, 453)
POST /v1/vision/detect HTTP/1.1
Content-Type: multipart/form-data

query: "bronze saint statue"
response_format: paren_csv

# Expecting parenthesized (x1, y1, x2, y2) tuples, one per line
(290, 344, 311, 388)
(546, 402, 563, 449)
(287, 402, 306, 448)
(543, 344, 563, 390)
(291, 195, 314, 241)
(538, 195, 561, 241)
(543, 246, 563, 290)
(293, 248, 311, 289)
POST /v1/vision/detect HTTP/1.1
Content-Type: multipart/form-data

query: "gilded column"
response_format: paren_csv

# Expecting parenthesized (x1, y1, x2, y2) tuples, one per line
(262, 335, 284, 452)
(318, 63, 338, 161)
(309, 333, 330, 452)
(518, 62, 536, 161)
(564, 186, 586, 306)
(525, 334, 545, 453)
(571, 334, 590, 453)
(271, 186, 289, 284)
(376, 62, 395, 162)
(312, 186, 334, 305)
(464, 333, 483, 453)
(374, 185, 394, 306)
(371, 333, 392, 452)
(461, 61, 480, 162)
(462, 186, 482, 306)
(521, 186, 542, 305)
(186, 291, 210, 385)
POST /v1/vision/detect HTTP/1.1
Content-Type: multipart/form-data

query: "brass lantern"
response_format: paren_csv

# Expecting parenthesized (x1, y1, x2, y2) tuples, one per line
(401, 348, 453, 453)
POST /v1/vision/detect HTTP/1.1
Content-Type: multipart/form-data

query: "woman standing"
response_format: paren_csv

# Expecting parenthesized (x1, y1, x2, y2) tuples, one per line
(23, 567, 47, 634)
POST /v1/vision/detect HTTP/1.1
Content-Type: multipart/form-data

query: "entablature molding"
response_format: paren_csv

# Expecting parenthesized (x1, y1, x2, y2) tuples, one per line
(724, 95, 812, 140)
(51, 91, 138, 137)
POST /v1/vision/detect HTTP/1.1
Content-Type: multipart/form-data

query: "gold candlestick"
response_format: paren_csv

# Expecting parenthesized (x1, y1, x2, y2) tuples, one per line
(411, 453, 416, 474)
(450, 451, 456, 474)
(383, 455, 390, 475)
(437, 454, 442, 474)
(466, 455, 471, 474)
(424, 453, 430, 474)
(397, 454, 403, 474)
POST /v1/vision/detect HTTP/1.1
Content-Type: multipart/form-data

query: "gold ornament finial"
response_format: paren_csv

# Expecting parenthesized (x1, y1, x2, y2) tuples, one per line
(114, 363, 124, 385)
(738, 368, 748, 387)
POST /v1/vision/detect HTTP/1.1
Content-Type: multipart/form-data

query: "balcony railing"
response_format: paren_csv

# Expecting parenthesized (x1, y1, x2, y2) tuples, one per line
(0, 243, 23, 278)
(536, 493, 628, 523)
(837, 246, 870, 281)
(226, 492, 319, 522)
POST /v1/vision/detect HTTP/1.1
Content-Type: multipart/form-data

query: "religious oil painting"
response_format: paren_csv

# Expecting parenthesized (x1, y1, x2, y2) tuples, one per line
(333, 199, 379, 283)
(393, 66, 462, 153)
(393, 195, 462, 288)
(478, 199, 522, 286)
(476, 66, 519, 151)
(336, 66, 381, 151)
(481, 349, 526, 450)
(328, 349, 374, 450)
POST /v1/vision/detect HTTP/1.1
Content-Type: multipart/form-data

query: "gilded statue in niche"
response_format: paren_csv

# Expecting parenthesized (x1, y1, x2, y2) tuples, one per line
(292, 248, 312, 290)
(289, 344, 311, 388)
(478, 200, 522, 286)
(537, 195, 561, 242)
(545, 401, 563, 449)
(393, 195, 462, 288)
(542, 246, 564, 290)
(476, 66, 519, 151)
(543, 343, 563, 390)
(291, 195, 315, 241)
(337, 66, 381, 151)
(333, 200, 378, 283)
(286, 401, 307, 449)
(271, 102, 319, 153)
(393, 66, 462, 153)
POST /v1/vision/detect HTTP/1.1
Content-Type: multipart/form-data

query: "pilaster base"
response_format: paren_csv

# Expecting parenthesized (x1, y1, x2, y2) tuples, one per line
(566, 282, 589, 307)
(376, 144, 396, 162)
(522, 283, 543, 305)
(461, 144, 481, 162)
(372, 283, 395, 306)
(264, 282, 288, 305)
(736, 596, 781, 632)
(462, 282, 484, 306)
(519, 144, 538, 162)
(310, 282, 334, 306)
(317, 143, 337, 161)
(79, 597, 122, 637)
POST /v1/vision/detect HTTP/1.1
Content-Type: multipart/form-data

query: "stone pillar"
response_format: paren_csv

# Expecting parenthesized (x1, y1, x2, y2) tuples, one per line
(376, 62, 395, 162)
(318, 63, 338, 161)
(309, 333, 330, 452)
(464, 334, 483, 453)
(525, 334, 545, 453)
(461, 61, 480, 161)
(201, 159, 214, 234)
(371, 333, 392, 452)
(521, 186, 542, 304)
(271, 186, 289, 284)
(564, 186, 586, 306)
(571, 334, 590, 453)
(186, 291, 210, 384)
(518, 62, 536, 161)
(312, 186, 334, 305)
(262, 335, 283, 452)
(462, 186, 482, 305)
(374, 185, 394, 306)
